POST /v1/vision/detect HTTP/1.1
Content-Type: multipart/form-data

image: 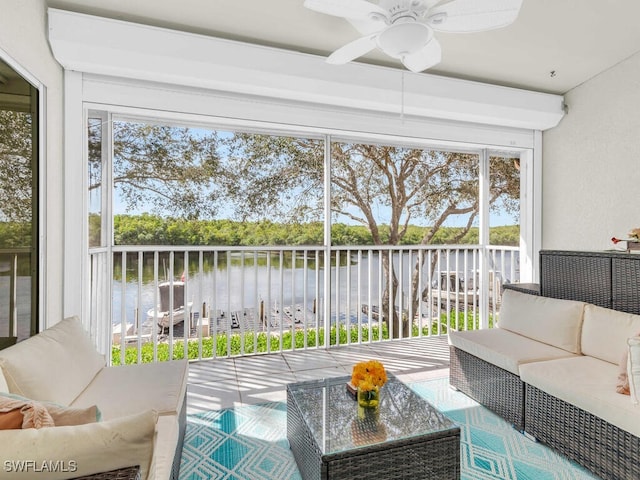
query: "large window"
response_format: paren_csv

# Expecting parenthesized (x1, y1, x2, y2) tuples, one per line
(108, 120, 325, 246)
(87, 114, 523, 346)
(0, 58, 38, 347)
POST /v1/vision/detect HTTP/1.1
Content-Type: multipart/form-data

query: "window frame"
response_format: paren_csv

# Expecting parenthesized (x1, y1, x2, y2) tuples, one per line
(0, 49, 45, 344)
(65, 76, 541, 351)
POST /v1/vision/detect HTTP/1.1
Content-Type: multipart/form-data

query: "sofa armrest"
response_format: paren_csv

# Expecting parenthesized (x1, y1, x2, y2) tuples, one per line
(0, 410, 156, 480)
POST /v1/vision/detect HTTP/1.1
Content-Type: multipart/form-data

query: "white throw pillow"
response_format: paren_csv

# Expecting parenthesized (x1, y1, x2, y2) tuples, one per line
(498, 290, 586, 354)
(627, 337, 640, 404)
(582, 305, 640, 365)
(0, 409, 157, 479)
(0, 316, 105, 405)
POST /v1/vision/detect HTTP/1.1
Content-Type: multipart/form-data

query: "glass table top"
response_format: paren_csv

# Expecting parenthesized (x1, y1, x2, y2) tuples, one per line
(287, 373, 457, 455)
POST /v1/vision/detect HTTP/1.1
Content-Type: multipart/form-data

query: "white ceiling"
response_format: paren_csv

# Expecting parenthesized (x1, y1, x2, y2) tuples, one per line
(46, 0, 640, 95)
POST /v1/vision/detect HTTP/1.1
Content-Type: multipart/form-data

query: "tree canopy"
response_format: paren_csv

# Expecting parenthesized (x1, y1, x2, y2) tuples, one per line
(110, 214, 519, 246)
(90, 121, 223, 220)
(98, 122, 519, 248)
(0, 110, 33, 224)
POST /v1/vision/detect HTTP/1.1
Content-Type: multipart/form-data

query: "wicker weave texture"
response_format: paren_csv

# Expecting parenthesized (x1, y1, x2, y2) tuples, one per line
(540, 251, 612, 307)
(502, 283, 540, 296)
(525, 385, 640, 480)
(612, 257, 640, 314)
(325, 433, 460, 480)
(287, 387, 324, 480)
(71, 466, 141, 480)
(449, 346, 524, 431)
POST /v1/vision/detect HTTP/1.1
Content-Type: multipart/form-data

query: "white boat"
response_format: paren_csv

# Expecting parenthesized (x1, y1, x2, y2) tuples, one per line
(147, 281, 192, 329)
(112, 322, 134, 343)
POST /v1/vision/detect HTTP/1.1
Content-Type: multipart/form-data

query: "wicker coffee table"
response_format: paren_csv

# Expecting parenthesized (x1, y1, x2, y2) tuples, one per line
(286, 374, 460, 480)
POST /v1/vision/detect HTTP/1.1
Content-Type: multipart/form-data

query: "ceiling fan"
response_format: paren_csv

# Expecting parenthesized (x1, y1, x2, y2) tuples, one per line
(303, 0, 523, 72)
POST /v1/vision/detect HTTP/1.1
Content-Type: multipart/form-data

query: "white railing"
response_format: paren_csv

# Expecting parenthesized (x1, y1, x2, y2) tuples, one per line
(89, 244, 519, 365)
(0, 248, 32, 344)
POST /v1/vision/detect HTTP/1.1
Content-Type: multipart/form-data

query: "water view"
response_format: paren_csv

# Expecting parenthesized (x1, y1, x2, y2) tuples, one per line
(112, 248, 518, 331)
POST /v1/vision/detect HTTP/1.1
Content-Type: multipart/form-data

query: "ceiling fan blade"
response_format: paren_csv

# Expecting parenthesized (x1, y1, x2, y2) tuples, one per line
(429, 0, 523, 33)
(326, 34, 378, 65)
(346, 17, 388, 36)
(428, 0, 457, 9)
(303, 0, 387, 21)
(401, 37, 442, 72)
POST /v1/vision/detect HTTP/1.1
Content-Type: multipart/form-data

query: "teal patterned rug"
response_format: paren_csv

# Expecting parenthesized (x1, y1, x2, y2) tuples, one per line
(180, 377, 600, 479)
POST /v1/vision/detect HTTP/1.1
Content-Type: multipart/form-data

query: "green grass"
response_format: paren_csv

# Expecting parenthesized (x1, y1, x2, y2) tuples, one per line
(111, 312, 494, 365)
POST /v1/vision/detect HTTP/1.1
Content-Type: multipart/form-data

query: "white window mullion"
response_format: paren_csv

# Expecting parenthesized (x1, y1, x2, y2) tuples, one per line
(323, 135, 332, 349)
(103, 111, 115, 358)
(63, 71, 87, 322)
(478, 149, 490, 329)
(517, 146, 535, 283)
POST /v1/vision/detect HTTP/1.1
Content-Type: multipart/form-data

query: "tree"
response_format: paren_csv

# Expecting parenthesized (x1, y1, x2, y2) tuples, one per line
(330, 143, 477, 336)
(218, 132, 325, 224)
(0, 110, 32, 222)
(89, 120, 223, 220)
(0, 109, 33, 247)
(108, 122, 520, 337)
(219, 137, 519, 337)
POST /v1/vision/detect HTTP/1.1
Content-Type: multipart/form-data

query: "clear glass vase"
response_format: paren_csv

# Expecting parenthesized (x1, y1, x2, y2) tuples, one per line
(357, 385, 380, 409)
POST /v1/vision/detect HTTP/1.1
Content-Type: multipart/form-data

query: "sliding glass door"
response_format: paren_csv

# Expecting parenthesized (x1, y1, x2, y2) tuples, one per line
(0, 58, 39, 349)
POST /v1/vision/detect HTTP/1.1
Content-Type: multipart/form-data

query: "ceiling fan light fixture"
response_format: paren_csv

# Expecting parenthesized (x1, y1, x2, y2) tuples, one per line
(376, 22, 432, 58)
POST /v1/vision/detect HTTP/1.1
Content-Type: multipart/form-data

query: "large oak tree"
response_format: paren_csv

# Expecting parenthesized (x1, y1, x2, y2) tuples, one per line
(103, 123, 519, 337)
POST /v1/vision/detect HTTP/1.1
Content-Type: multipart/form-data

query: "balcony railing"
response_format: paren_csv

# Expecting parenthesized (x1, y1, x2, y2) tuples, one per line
(89, 244, 519, 364)
(0, 248, 33, 347)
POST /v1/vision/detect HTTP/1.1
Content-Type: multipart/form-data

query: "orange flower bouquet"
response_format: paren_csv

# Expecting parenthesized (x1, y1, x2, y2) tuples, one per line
(351, 360, 387, 408)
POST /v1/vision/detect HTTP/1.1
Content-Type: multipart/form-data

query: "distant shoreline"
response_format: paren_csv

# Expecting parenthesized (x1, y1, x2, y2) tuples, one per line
(104, 213, 520, 247)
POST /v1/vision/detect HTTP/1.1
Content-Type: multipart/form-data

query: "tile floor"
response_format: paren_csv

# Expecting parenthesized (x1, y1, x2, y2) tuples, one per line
(186, 336, 450, 414)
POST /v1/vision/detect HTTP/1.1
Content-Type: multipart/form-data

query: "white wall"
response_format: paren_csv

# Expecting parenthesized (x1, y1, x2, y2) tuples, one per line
(542, 53, 640, 250)
(542, 52, 640, 251)
(0, 0, 64, 327)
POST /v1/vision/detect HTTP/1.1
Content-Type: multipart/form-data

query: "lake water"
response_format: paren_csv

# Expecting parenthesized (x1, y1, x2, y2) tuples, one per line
(112, 249, 517, 326)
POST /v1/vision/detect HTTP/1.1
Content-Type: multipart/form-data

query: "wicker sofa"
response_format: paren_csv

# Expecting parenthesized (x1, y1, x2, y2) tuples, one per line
(0, 316, 188, 480)
(450, 284, 640, 480)
(449, 289, 586, 431)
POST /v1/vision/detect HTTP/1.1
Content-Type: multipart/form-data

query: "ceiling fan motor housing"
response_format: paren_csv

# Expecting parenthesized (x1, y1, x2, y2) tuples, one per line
(377, 22, 433, 58)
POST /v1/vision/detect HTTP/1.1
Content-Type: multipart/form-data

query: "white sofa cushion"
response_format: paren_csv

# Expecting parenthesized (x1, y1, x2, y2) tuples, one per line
(628, 337, 640, 405)
(0, 316, 105, 405)
(449, 328, 578, 375)
(154, 414, 180, 480)
(520, 356, 640, 438)
(581, 304, 640, 365)
(497, 290, 585, 354)
(0, 409, 157, 480)
(71, 359, 188, 420)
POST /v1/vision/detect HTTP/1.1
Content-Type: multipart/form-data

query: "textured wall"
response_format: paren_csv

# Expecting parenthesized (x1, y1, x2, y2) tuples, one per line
(0, 0, 64, 327)
(542, 52, 640, 251)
